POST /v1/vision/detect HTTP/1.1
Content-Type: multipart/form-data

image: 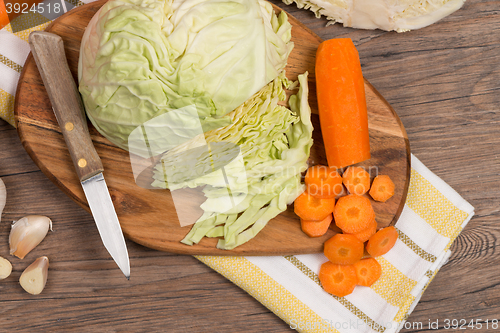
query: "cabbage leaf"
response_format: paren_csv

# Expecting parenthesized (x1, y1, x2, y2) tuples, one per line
(281, 0, 466, 32)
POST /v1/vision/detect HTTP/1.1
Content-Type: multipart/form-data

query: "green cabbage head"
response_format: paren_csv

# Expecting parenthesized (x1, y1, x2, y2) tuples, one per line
(78, 0, 293, 152)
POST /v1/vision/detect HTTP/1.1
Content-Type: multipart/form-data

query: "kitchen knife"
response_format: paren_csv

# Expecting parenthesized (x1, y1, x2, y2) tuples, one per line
(28, 31, 130, 279)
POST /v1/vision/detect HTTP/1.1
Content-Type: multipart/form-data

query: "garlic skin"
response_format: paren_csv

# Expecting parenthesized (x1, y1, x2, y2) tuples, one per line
(0, 178, 6, 223)
(9, 215, 53, 259)
(0, 256, 12, 279)
(19, 256, 49, 295)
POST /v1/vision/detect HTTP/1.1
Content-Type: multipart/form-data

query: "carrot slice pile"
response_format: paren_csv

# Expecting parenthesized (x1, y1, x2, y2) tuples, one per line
(301, 214, 333, 238)
(334, 194, 375, 233)
(354, 258, 382, 287)
(315, 38, 370, 169)
(319, 261, 358, 297)
(369, 175, 395, 202)
(349, 217, 377, 243)
(342, 166, 371, 195)
(305, 165, 343, 198)
(366, 226, 398, 257)
(294, 191, 335, 222)
(323, 234, 364, 265)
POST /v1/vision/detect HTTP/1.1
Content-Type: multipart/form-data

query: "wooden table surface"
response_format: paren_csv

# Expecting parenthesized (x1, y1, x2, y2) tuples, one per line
(0, 0, 498, 331)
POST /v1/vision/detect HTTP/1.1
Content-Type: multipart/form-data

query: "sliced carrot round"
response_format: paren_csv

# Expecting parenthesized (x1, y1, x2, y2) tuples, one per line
(333, 194, 375, 233)
(305, 165, 343, 198)
(354, 258, 382, 287)
(348, 217, 377, 243)
(319, 261, 357, 297)
(301, 214, 333, 238)
(343, 166, 371, 195)
(366, 226, 398, 257)
(323, 234, 364, 265)
(369, 175, 395, 202)
(294, 191, 335, 222)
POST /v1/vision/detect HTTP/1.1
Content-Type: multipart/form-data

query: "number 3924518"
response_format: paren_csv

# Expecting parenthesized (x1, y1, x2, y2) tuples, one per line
(5, 2, 63, 14)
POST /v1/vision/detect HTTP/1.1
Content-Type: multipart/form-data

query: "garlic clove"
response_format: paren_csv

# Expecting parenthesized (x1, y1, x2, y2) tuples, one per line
(19, 256, 49, 295)
(0, 178, 6, 223)
(0, 256, 12, 279)
(9, 215, 53, 259)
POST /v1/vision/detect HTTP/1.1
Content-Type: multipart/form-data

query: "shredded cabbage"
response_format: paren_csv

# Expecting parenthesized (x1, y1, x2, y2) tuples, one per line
(153, 72, 313, 249)
(78, 0, 293, 153)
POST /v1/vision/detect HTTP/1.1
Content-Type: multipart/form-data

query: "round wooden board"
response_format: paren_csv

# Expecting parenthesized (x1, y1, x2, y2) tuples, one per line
(15, 0, 410, 256)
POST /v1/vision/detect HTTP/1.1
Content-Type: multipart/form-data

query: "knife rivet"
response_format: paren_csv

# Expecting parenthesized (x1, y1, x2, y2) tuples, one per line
(78, 158, 87, 168)
(65, 122, 74, 131)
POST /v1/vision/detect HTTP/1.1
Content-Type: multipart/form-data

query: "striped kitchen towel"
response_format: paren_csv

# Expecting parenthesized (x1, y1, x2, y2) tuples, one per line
(197, 154, 474, 333)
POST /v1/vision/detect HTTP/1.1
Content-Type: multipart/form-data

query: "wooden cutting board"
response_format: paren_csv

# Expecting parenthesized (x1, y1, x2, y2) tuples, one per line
(15, 0, 410, 256)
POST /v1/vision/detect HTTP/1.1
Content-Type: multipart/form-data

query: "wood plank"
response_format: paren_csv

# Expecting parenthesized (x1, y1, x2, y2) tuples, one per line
(0, 121, 39, 175)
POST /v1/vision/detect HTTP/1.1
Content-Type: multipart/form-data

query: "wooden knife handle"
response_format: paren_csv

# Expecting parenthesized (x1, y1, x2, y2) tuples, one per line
(28, 31, 103, 182)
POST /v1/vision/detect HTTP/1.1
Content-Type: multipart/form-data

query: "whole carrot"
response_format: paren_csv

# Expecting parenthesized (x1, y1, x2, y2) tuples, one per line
(315, 38, 371, 169)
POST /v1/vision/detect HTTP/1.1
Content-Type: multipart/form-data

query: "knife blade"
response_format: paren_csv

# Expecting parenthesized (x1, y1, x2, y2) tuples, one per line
(28, 31, 130, 279)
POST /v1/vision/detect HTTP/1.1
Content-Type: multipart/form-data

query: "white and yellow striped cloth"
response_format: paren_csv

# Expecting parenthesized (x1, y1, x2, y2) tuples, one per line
(1, 10, 474, 333)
